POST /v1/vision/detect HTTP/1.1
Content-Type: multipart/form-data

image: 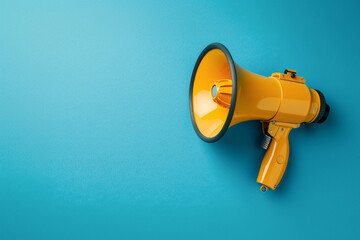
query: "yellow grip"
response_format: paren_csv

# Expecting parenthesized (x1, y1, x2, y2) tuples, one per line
(257, 123, 294, 190)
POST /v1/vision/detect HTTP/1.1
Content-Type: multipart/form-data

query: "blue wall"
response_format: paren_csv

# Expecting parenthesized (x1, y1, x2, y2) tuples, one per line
(1, 0, 359, 239)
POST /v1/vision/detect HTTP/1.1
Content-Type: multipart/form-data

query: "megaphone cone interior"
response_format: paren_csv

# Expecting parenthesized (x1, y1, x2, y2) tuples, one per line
(189, 44, 237, 142)
(189, 43, 330, 192)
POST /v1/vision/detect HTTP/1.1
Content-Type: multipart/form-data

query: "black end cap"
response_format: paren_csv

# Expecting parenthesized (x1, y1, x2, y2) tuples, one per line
(313, 90, 330, 123)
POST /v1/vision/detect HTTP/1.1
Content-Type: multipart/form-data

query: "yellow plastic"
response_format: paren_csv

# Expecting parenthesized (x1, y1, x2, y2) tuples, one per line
(192, 49, 232, 138)
(191, 45, 325, 191)
(257, 121, 299, 190)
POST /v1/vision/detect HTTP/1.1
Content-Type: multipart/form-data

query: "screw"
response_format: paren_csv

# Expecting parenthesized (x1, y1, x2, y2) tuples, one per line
(281, 128, 284, 131)
(282, 75, 285, 78)
(290, 73, 296, 78)
(314, 108, 317, 111)
(295, 124, 298, 127)
(270, 130, 273, 133)
(272, 121, 276, 125)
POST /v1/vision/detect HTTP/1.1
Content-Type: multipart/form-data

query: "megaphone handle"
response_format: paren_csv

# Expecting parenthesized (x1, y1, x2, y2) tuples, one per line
(257, 124, 293, 191)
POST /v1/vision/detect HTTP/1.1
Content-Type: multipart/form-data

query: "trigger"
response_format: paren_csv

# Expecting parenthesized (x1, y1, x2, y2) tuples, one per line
(261, 135, 272, 150)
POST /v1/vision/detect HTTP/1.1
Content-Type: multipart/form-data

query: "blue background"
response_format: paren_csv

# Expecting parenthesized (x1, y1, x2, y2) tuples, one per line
(1, 0, 359, 239)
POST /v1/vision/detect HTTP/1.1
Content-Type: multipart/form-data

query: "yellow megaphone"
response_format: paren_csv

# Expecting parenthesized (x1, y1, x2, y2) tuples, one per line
(189, 43, 330, 192)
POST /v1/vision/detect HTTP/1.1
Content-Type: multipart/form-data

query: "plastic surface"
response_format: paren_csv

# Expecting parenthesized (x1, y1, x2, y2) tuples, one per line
(190, 44, 329, 191)
(257, 122, 298, 189)
(189, 44, 237, 142)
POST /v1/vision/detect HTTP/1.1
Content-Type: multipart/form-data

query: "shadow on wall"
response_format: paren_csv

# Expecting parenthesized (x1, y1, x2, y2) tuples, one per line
(202, 121, 266, 191)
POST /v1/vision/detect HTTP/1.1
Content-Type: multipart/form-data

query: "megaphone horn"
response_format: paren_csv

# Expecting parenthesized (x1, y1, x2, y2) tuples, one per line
(189, 43, 330, 192)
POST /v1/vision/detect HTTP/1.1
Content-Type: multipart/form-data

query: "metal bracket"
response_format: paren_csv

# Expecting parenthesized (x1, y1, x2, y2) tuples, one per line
(270, 69, 305, 84)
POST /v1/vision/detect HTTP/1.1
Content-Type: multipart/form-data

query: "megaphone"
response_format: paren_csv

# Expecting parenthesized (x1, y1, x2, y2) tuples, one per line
(189, 43, 330, 192)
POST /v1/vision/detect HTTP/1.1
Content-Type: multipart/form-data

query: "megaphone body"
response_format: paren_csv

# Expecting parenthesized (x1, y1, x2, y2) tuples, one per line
(189, 43, 329, 192)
